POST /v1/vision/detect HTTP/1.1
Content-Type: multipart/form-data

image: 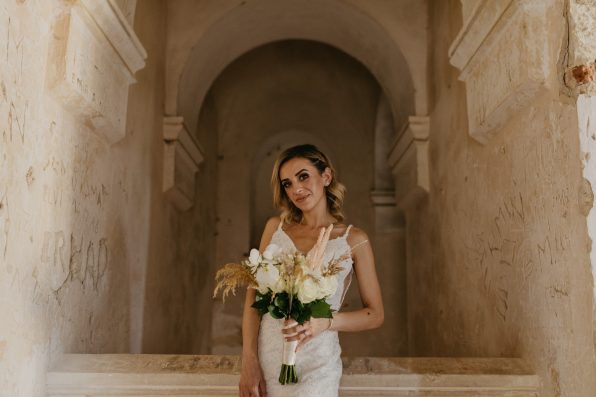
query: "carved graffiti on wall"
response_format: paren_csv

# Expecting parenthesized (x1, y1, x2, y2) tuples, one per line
(41, 230, 109, 295)
(1, 13, 29, 147)
(465, 192, 532, 322)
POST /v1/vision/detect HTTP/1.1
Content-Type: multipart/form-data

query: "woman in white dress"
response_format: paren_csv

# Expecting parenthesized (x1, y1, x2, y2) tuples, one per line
(239, 144, 385, 397)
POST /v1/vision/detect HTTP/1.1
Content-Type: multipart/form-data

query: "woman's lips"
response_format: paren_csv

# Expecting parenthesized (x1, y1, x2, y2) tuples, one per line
(294, 195, 309, 203)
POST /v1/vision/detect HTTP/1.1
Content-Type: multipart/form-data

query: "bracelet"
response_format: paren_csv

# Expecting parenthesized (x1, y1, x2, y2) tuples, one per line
(326, 317, 334, 331)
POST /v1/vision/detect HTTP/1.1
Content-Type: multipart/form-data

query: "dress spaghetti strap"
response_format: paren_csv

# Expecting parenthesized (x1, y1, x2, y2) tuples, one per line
(342, 224, 353, 239)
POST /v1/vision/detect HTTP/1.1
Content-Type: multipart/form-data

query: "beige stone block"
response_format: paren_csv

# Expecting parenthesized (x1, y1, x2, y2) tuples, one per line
(449, 0, 551, 143)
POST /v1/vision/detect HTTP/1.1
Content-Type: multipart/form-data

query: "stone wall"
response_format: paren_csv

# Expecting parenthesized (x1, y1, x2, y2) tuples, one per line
(406, 0, 596, 396)
(0, 0, 165, 395)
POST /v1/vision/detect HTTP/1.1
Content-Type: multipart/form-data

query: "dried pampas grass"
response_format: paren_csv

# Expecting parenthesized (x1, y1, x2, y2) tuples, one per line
(213, 263, 257, 302)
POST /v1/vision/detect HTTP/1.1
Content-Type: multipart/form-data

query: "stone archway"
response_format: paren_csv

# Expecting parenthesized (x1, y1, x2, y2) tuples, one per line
(166, 3, 427, 355)
(199, 38, 407, 355)
(167, 0, 427, 136)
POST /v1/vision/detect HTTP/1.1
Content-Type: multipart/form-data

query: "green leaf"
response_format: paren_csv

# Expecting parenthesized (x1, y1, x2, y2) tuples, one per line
(274, 292, 289, 312)
(294, 306, 311, 325)
(251, 290, 272, 315)
(290, 299, 304, 320)
(309, 299, 332, 318)
(268, 304, 285, 319)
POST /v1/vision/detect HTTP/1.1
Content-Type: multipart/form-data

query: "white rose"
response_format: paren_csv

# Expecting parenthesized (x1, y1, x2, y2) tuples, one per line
(272, 277, 286, 294)
(319, 276, 338, 299)
(296, 278, 320, 304)
(263, 243, 281, 261)
(248, 248, 261, 267)
(255, 264, 280, 294)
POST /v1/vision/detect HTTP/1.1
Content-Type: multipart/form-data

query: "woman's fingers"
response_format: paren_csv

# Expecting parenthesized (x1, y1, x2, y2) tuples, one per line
(296, 333, 313, 352)
(281, 323, 300, 336)
(283, 324, 313, 341)
(259, 378, 268, 397)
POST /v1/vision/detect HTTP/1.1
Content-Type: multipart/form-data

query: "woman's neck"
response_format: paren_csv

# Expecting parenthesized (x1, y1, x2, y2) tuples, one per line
(300, 206, 336, 229)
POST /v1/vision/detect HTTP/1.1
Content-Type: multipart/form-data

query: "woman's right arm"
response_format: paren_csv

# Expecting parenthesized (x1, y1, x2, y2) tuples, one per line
(239, 217, 280, 397)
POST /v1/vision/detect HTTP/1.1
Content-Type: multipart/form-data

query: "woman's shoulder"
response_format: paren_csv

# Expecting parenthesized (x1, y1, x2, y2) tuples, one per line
(264, 216, 282, 232)
(345, 225, 369, 246)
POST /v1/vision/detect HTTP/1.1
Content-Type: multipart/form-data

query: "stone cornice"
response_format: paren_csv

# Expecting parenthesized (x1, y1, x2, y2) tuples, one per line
(46, 0, 147, 144)
(162, 117, 204, 211)
(449, 0, 550, 144)
(449, 0, 514, 72)
(80, 0, 147, 75)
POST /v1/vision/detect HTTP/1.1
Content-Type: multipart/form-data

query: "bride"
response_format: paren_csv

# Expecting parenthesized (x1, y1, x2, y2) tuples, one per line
(239, 144, 384, 397)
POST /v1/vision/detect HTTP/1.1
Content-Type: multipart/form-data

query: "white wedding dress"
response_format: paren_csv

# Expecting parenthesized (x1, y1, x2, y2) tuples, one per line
(258, 221, 354, 397)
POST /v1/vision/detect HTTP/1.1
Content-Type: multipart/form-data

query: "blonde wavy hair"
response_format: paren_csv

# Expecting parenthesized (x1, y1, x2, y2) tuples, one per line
(271, 144, 346, 224)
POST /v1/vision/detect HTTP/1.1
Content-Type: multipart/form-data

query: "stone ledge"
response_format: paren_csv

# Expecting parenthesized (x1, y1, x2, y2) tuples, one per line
(47, 354, 539, 396)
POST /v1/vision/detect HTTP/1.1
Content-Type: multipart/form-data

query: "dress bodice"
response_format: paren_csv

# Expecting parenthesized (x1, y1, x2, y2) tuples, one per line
(269, 221, 354, 312)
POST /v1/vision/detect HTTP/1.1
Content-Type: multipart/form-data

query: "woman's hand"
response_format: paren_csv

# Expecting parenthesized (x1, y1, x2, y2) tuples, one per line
(282, 318, 332, 351)
(239, 353, 267, 397)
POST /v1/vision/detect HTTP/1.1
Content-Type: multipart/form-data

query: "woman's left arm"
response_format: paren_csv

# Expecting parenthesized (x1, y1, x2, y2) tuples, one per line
(287, 228, 384, 350)
(327, 228, 384, 332)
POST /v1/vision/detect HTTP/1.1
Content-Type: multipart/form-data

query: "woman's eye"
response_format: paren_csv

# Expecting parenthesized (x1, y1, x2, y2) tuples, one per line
(298, 173, 309, 181)
(282, 182, 291, 189)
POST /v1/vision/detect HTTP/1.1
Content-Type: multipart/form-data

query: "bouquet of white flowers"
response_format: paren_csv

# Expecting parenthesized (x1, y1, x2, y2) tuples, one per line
(213, 225, 346, 384)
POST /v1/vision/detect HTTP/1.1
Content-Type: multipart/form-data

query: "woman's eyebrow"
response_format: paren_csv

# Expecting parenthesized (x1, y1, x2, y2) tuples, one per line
(280, 169, 308, 182)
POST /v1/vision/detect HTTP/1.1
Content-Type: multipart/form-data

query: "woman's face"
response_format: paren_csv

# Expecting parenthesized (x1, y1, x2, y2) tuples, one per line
(279, 157, 331, 212)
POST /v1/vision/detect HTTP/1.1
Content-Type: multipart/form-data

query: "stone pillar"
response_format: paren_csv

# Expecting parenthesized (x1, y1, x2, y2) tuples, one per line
(388, 116, 430, 209)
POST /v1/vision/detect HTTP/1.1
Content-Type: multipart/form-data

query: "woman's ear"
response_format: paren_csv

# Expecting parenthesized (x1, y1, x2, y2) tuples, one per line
(323, 167, 333, 186)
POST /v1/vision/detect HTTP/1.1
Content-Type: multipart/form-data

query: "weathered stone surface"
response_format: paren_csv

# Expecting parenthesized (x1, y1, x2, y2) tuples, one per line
(417, 1, 596, 396)
(566, 0, 596, 95)
(568, 0, 596, 66)
(0, 1, 163, 396)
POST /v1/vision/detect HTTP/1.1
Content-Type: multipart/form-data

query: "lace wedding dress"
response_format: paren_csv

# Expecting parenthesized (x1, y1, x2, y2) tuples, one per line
(257, 221, 354, 397)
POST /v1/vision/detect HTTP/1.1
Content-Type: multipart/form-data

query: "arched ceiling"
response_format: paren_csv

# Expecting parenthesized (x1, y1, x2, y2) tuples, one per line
(166, 0, 428, 135)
